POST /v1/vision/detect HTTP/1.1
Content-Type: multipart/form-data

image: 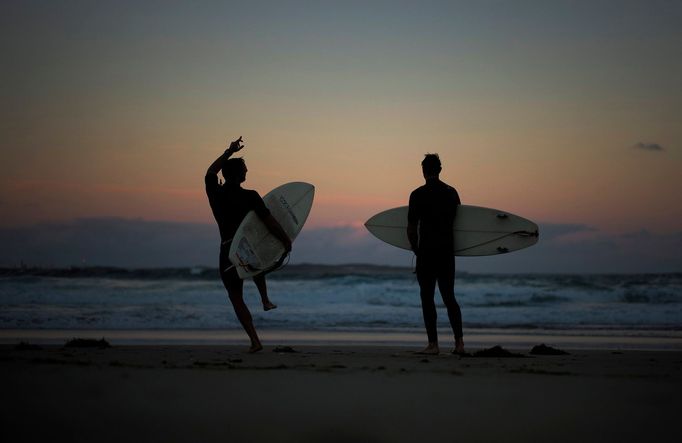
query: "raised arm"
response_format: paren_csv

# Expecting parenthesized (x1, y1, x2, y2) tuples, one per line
(206, 136, 244, 176)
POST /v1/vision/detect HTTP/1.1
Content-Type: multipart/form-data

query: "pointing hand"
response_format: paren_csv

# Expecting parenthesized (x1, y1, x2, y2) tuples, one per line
(226, 136, 244, 154)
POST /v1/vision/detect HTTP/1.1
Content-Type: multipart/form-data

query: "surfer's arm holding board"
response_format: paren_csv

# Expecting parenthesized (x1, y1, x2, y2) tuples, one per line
(407, 221, 419, 255)
(407, 192, 419, 255)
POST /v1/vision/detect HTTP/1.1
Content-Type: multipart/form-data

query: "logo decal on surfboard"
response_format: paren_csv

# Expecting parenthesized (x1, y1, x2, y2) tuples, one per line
(236, 237, 260, 270)
(279, 195, 299, 226)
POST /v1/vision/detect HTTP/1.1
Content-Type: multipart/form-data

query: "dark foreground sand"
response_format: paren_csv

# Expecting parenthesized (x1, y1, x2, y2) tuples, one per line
(2, 344, 681, 442)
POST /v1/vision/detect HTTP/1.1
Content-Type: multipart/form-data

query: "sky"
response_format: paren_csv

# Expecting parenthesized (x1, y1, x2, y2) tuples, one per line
(1, 1, 681, 272)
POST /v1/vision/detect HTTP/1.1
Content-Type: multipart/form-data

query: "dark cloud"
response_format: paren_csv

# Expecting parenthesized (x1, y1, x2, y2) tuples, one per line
(633, 142, 664, 151)
(536, 223, 595, 241)
(620, 229, 652, 240)
(0, 218, 220, 268)
(293, 225, 413, 267)
(0, 218, 680, 273)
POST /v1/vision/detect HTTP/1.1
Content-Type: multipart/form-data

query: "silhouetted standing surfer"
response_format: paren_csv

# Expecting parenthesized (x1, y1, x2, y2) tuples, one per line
(407, 154, 464, 355)
(205, 137, 292, 353)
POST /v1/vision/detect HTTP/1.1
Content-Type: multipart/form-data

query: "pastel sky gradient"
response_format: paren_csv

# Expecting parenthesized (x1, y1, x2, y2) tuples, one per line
(1, 1, 681, 270)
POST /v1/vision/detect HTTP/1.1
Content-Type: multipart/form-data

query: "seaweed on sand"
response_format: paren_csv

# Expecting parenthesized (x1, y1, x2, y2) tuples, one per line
(529, 344, 569, 355)
(473, 345, 525, 358)
(64, 338, 111, 349)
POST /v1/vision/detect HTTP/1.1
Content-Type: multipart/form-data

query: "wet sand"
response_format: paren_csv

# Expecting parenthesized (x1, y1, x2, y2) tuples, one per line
(2, 344, 681, 442)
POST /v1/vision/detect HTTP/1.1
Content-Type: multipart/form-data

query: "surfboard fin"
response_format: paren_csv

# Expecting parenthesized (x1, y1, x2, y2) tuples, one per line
(516, 230, 539, 238)
(262, 252, 289, 275)
(238, 252, 290, 277)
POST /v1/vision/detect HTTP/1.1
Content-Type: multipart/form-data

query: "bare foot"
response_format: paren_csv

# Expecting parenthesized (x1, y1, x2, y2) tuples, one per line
(416, 343, 440, 355)
(248, 343, 263, 354)
(263, 302, 277, 311)
(452, 337, 465, 354)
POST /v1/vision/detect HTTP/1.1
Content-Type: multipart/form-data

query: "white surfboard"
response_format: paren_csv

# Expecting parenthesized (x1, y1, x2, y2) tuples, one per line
(365, 205, 539, 256)
(229, 182, 315, 278)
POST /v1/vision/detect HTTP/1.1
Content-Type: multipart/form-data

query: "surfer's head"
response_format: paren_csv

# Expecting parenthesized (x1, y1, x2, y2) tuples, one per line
(421, 153, 441, 178)
(222, 157, 247, 184)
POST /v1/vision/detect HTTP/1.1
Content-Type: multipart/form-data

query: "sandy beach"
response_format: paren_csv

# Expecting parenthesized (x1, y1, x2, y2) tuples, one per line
(2, 343, 680, 442)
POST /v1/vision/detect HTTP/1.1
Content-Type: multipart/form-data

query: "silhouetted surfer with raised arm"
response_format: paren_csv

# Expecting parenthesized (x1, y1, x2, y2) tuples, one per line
(205, 136, 292, 353)
(408, 154, 465, 355)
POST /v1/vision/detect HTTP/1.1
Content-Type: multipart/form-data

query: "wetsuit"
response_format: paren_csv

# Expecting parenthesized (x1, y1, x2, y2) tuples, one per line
(408, 177, 463, 342)
(205, 174, 270, 290)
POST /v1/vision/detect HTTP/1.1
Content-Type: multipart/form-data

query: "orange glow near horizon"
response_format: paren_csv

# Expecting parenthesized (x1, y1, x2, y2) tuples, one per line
(2, 130, 680, 235)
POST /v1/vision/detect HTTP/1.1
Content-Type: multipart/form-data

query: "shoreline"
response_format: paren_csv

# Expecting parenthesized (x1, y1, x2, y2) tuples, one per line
(3, 328, 682, 351)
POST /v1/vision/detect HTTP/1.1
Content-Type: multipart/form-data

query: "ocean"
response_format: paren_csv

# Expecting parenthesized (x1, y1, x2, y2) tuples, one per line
(1, 266, 681, 349)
